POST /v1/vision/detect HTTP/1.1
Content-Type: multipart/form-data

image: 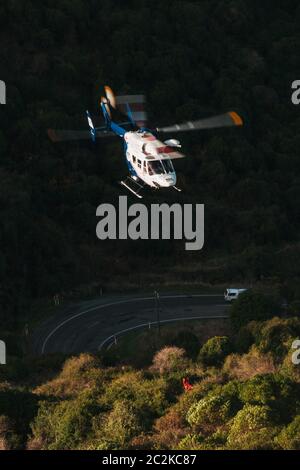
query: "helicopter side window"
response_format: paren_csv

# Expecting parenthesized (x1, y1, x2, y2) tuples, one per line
(132, 155, 136, 163)
(137, 159, 142, 169)
(142, 143, 150, 155)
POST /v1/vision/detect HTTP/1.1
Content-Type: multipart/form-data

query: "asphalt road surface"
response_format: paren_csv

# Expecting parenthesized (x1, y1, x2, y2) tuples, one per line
(31, 294, 229, 355)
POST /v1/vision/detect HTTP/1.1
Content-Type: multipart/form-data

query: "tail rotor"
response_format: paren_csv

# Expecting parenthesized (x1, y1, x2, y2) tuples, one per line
(86, 110, 97, 142)
(104, 86, 117, 109)
(100, 85, 117, 119)
(101, 85, 147, 128)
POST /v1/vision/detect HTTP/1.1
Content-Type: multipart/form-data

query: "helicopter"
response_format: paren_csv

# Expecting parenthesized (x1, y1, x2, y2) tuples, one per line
(48, 86, 243, 198)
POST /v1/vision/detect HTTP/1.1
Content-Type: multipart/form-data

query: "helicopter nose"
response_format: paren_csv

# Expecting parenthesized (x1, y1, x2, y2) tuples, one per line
(166, 177, 175, 186)
(162, 174, 176, 187)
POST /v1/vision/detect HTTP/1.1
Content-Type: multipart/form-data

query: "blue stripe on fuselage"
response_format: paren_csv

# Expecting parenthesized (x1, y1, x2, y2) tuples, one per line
(123, 140, 137, 176)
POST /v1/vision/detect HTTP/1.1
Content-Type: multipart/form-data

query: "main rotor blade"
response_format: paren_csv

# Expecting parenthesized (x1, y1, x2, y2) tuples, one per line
(156, 111, 243, 133)
(47, 129, 114, 142)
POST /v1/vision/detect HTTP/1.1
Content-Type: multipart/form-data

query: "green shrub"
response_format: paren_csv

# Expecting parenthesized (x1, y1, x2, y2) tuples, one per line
(177, 433, 204, 450)
(186, 381, 241, 430)
(239, 373, 300, 422)
(100, 371, 169, 428)
(230, 290, 280, 331)
(227, 404, 277, 449)
(256, 317, 300, 360)
(174, 376, 223, 421)
(271, 374, 300, 422)
(187, 395, 230, 429)
(152, 346, 188, 374)
(276, 416, 300, 449)
(34, 353, 105, 398)
(152, 408, 187, 449)
(239, 374, 277, 405)
(178, 429, 228, 450)
(96, 400, 141, 450)
(198, 336, 232, 367)
(280, 351, 300, 383)
(223, 346, 276, 380)
(31, 392, 101, 450)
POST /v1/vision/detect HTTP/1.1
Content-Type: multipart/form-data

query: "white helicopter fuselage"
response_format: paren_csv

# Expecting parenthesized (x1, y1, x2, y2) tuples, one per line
(124, 130, 183, 188)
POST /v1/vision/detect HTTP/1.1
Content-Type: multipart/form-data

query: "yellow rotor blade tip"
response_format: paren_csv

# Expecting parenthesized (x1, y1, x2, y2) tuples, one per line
(229, 111, 243, 126)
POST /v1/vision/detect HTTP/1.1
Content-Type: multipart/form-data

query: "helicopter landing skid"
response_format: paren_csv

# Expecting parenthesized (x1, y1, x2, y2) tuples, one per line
(173, 186, 182, 192)
(120, 177, 144, 199)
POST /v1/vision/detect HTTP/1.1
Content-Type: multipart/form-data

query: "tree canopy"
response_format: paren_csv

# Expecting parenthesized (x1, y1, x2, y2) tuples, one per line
(0, 1, 299, 332)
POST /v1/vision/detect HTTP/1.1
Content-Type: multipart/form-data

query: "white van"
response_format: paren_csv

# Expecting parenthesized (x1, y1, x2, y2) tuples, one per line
(224, 288, 247, 302)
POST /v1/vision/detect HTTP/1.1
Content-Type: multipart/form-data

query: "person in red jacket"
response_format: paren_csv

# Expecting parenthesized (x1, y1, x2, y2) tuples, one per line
(182, 377, 193, 391)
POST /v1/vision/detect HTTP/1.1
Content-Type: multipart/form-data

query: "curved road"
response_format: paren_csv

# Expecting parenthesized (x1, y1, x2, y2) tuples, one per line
(31, 294, 229, 355)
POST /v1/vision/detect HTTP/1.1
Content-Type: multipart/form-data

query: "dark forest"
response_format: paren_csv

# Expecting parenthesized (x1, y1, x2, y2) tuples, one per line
(1, 0, 300, 327)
